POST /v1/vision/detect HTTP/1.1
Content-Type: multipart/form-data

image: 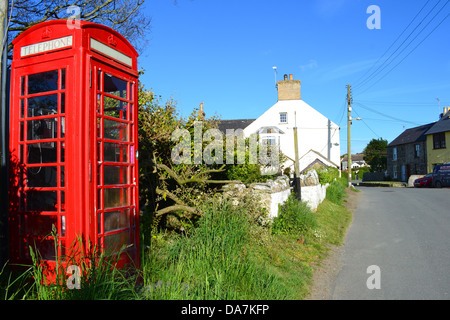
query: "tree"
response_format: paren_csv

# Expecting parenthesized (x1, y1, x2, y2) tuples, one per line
(137, 77, 239, 232)
(5, 0, 151, 57)
(363, 138, 388, 172)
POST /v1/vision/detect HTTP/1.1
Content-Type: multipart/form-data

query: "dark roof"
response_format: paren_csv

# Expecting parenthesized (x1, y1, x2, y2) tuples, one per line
(388, 122, 435, 147)
(217, 119, 255, 133)
(425, 111, 450, 135)
(341, 153, 365, 162)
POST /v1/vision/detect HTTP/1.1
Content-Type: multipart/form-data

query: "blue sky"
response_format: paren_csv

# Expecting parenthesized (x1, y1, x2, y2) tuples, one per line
(138, 0, 450, 155)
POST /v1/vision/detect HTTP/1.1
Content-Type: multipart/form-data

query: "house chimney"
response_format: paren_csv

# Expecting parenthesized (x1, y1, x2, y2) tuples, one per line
(444, 106, 450, 116)
(276, 73, 301, 101)
(198, 102, 205, 119)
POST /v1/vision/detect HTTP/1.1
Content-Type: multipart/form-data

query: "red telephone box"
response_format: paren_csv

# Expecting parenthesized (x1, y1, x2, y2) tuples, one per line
(9, 20, 140, 271)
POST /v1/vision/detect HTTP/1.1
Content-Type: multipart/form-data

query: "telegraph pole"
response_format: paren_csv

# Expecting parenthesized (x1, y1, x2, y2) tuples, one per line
(293, 111, 301, 201)
(346, 85, 352, 188)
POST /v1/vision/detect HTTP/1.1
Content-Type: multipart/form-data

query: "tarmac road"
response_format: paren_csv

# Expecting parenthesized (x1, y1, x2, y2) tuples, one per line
(330, 186, 450, 300)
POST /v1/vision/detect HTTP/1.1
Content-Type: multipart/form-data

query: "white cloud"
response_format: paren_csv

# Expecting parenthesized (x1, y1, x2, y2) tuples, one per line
(299, 59, 319, 71)
(320, 59, 377, 81)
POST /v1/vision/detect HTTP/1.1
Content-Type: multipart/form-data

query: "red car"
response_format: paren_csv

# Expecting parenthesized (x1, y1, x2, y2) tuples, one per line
(414, 173, 433, 187)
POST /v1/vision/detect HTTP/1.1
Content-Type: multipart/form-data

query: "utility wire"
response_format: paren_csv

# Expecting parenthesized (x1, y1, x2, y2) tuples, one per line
(354, 0, 449, 92)
(354, 102, 422, 126)
(353, 0, 432, 88)
(352, 105, 381, 138)
(355, 11, 450, 96)
(356, 100, 450, 106)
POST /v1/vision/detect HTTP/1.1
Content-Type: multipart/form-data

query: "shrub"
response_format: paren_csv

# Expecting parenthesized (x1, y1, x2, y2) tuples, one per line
(315, 167, 340, 185)
(272, 194, 317, 235)
(226, 163, 273, 185)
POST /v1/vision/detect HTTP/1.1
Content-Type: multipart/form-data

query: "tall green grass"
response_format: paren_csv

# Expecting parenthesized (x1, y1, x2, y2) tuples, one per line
(272, 194, 317, 235)
(325, 177, 348, 205)
(142, 199, 287, 299)
(1, 232, 139, 300)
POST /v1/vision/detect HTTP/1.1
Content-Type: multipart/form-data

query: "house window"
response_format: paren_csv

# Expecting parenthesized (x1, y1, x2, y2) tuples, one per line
(392, 147, 397, 161)
(415, 144, 420, 158)
(393, 165, 397, 179)
(279, 112, 287, 124)
(433, 132, 446, 149)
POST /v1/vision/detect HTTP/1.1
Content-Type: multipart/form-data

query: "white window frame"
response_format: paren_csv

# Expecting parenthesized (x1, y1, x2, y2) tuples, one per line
(392, 147, 397, 161)
(279, 112, 287, 124)
(261, 136, 277, 146)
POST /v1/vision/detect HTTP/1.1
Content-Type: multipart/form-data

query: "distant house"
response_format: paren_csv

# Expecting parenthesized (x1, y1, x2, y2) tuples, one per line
(387, 123, 434, 181)
(341, 153, 368, 170)
(218, 74, 340, 174)
(424, 107, 450, 173)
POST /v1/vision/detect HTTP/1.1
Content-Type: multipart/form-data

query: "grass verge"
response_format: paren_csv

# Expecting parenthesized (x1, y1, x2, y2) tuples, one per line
(143, 178, 354, 300)
(1, 178, 354, 300)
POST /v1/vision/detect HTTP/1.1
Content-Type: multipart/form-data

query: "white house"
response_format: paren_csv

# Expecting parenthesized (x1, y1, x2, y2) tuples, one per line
(218, 74, 341, 173)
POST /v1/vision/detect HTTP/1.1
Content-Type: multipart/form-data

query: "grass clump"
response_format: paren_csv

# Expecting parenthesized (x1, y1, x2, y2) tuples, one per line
(1, 231, 139, 300)
(326, 177, 348, 205)
(272, 194, 317, 235)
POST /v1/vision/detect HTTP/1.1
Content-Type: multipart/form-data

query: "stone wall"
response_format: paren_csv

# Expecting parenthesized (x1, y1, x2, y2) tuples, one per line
(221, 170, 329, 219)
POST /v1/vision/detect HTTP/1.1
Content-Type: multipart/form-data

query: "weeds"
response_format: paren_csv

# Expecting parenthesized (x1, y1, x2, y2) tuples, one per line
(326, 178, 348, 205)
(272, 194, 318, 235)
(1, 228, 139, 300)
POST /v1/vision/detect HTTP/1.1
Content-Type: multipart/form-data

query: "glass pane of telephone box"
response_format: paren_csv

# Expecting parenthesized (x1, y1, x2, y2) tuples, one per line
(104, 73, 127, 98)
(28, 70, 58, 95)
(104, 119, 128, 141)
(104, 166, 128, 185)
(25, 190, 57, 212)
(27, 118, 58, 140)
(104, 143, 127, 162)
(104, 188, 129, 209)
(104, 231, 130, 253)
(28, 94, 58, 117)
(26, 166, 57, 188)
(104, 209, 130, 232)
(27, 143, 57, 164)
(104, 96, 127, 119)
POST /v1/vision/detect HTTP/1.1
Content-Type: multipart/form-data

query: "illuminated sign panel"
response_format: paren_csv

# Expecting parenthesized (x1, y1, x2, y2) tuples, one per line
(20, 36, 73, 57)
(90, 38, 132, 67)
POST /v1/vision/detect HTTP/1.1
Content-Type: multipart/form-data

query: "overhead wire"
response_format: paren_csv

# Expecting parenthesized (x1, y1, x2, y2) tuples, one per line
(352, 0, 432, 88)
(355, 10, 450, 96)
(352, 104, 381, 138)
(353, 0, 450, 95)
(353, 101, 422, 126)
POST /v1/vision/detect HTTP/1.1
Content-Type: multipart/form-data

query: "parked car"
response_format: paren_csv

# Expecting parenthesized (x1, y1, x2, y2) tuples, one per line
(414, 173, 433, 188)
(432, 164, 450, 188)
